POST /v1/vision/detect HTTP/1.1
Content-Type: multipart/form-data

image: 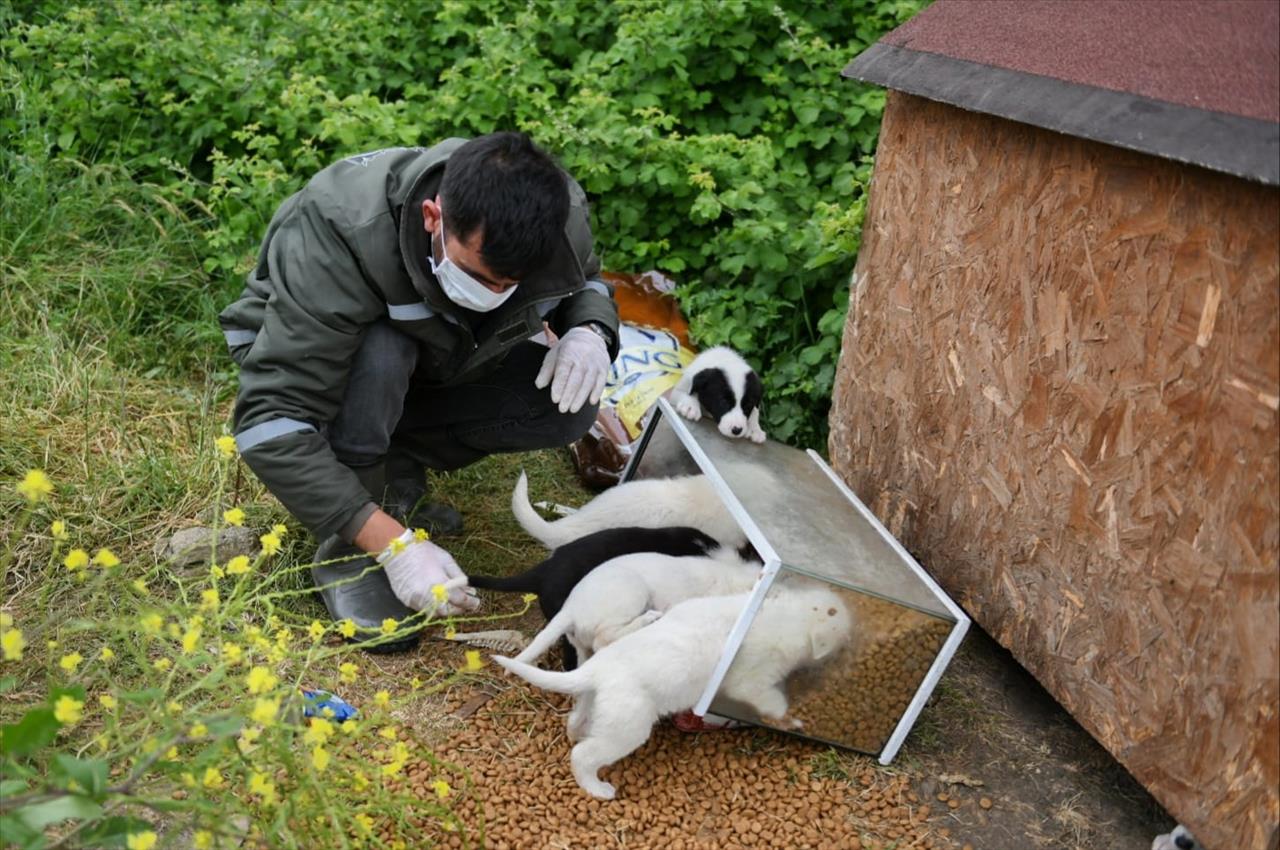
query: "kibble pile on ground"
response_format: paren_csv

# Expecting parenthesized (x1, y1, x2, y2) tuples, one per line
(388, 672, 960, 850)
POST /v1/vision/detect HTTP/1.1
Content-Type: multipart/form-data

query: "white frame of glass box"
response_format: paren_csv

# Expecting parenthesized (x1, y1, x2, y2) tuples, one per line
(620, 397, 971, 764)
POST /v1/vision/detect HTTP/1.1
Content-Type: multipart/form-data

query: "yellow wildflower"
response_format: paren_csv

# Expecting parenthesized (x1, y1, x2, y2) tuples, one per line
(373, 690, 390, 708)
(354, 813, 373, 833)
(153, 658, 171, 672)
(200, 588, 220, 611)
(193, 831, 214, 850)
(51, 520, 67, 540)
(215, 435, 237, 458)
(140, 613, 163, 635)
(181, 628, 201, 655)
(387, 536, 407, 556)
(311, 746, 331, 772)
(221, 642, 242, 663)
(100, 646, 115, 661)
(53, 695, 83, 725)
(126, 832, 157, 850)
(202, 767, 223, 789)
(431, 584, 448, 605)
(248, 771, 277, 804)
(209, 564, 225, 579)
(444, 625, 457, 640)
(303, 717, 334, 746)
(272, 523, 288, 537)
(341, 720, 359, 735)
(189, 722, 208, 738)
(413, 527, 430, 542)
(250, 697, 279, 726)
(431, 779, 452, 800)
(64, 549, 90, 571)
(165, 747, 179, 760)
(522, 593, 538, 604)
(352, 770, 370, 791)
(464, 650, 484, 672)
(226, 555, 250, 575)
(380, 618, 398, 635)
(337, 619, 356, 639)
(91, 548, 120, 569)
(166, 701, 183, 714)
(245, 665, 278, 695)
(4, 627, 28, 660)
(167, 622, 181, 639)
(59, 652, 83, 672)
(181, 771, 196, 787)
(222, 508, 245, 527)
(308, 620, 325, 642)
(338, 661, 357, 684)
(98, 694, 118, 711)
(131, 579, 149, 595)
(377, 725, 397, 740)
(18, 470, 53, 502)
(259, 532, 282, 556)
(410, 677, 423, 691)
(273, 626, 292, 647)
(237, 726, 261, 753)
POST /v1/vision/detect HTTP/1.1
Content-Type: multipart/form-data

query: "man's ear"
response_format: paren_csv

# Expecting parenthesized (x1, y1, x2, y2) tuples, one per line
(421, 196, 442, 235)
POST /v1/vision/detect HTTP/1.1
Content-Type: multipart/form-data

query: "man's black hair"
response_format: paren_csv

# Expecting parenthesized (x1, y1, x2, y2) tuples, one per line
(440, 132, 570, 280)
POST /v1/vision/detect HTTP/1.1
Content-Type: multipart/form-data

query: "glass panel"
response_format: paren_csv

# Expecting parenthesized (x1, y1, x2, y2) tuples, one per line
(632, 408, 952, 618)
(708, 573, 953, 753)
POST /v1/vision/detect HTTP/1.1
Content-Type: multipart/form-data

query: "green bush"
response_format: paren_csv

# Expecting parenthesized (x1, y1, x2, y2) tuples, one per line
(2, 0, 926, 447)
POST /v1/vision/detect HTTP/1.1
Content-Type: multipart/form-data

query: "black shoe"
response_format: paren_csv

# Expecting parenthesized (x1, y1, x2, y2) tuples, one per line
(311, 536, 421, 654)
(384, 462, 464, 537)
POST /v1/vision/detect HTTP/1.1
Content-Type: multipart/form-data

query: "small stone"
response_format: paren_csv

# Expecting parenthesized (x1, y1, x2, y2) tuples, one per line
(155, 525, 260, 571)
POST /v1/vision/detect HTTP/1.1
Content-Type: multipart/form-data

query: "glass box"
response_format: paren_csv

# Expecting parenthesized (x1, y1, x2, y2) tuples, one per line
(622, 398, 970, 762)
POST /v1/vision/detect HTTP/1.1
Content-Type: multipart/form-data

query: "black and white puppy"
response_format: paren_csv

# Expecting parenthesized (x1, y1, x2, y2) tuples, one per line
(466, 525, 720, 669)
(669, 346, 766, 442)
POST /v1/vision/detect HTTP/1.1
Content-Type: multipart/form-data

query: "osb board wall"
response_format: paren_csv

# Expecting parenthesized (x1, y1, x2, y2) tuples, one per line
(829, 92, 1279, 850)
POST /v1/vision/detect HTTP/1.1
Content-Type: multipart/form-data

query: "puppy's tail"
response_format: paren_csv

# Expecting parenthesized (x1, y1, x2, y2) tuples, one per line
(493, 654, 590, 696)
(511, 470, 572, 549)
(511, 606, 573, 665)
(466, 570, 540, 594)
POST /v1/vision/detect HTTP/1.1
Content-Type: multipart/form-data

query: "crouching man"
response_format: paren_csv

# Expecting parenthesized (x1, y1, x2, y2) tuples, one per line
(219, 133, 618, 651)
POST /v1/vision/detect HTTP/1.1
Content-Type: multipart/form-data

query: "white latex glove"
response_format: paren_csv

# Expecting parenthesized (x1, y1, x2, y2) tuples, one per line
(376, 530, 480, 616)
(534, 325, 610, 414)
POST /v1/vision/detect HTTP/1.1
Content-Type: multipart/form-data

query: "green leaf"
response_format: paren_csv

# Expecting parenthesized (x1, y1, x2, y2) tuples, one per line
(0, 709, 59, 758)
(81, 815, 156, 847)
(14, 794, 102, 831)
(0, 814, 42, 850)
(57, 129, 75, 149)
(0, 676, 16, 694)
(52, 755, 110, 797)
(0, 778, 29, 796)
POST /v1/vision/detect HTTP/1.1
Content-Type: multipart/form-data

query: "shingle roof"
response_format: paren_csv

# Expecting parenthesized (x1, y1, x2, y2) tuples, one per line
(844, 0, 1279, 184)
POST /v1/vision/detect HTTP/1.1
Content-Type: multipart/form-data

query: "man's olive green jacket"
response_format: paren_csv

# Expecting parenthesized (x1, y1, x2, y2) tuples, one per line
(219, 139, 619, 541)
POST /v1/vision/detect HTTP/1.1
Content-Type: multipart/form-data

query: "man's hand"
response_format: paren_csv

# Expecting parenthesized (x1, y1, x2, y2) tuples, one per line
(534, 325, 610, 414)
(375, 530, 480, 615)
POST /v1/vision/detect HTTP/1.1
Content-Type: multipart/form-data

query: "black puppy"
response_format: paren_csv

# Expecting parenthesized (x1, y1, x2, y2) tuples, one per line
(468, 525, 719, 669)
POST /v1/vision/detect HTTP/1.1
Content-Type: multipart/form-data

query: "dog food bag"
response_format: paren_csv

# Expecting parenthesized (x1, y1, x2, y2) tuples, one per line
(568, 270, 697, 489)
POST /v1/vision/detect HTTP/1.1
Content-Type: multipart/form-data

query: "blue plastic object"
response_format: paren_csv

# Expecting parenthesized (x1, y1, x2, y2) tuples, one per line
(301, 688, 357, 721)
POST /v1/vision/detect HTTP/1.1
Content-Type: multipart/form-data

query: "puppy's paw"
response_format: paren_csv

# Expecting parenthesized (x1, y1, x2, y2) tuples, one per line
(674, 395, 702, 421)
(749, 425, 767, 444)
(762, 712, 804, 730)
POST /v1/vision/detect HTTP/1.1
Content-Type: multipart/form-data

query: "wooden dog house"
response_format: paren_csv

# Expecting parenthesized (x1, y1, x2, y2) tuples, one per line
(832, 2, 1278, 849)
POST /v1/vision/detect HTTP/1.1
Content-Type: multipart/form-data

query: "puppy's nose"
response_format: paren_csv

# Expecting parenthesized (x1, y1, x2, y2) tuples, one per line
(731, 425, 743, 435)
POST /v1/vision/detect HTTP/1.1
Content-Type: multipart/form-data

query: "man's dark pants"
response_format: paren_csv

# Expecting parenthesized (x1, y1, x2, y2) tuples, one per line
(327, 320, 596, 489)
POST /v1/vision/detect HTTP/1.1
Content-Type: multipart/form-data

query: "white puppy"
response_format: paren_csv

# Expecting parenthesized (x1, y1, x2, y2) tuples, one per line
(511, 471, 746, 551)
(512, 547, 760, 666)
(669, 346, 767, 443)
(495, 585, 851, 799)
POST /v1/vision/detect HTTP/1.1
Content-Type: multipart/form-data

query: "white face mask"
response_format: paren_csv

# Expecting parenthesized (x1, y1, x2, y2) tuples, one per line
(429, 220, 517, 312)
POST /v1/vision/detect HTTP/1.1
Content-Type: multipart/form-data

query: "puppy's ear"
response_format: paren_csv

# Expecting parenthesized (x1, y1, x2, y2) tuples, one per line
(690, 368, 716, 397)
(741, 371, 764, 415)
